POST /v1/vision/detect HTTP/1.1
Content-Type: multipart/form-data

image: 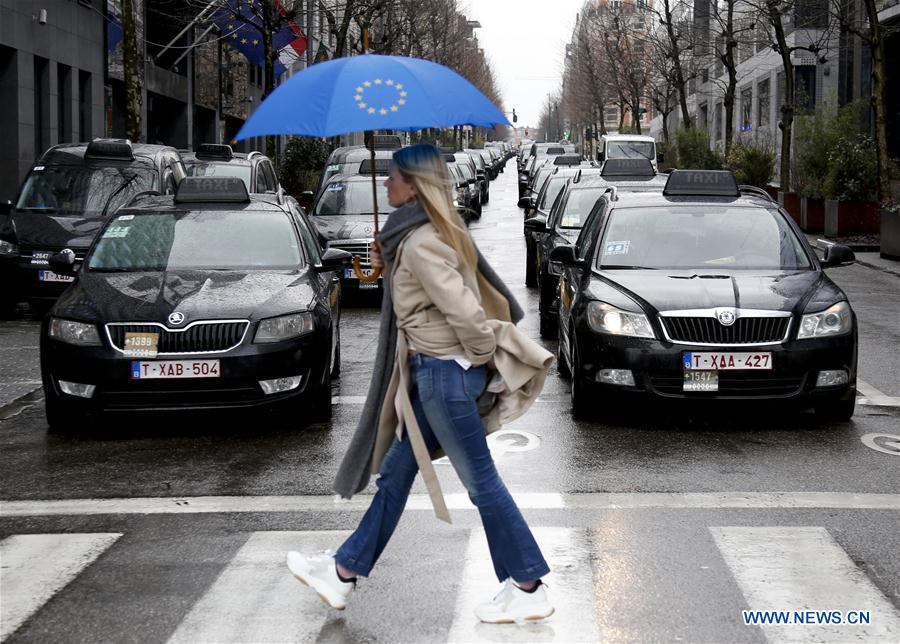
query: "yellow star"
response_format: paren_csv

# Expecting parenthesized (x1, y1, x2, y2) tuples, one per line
(400, 91, 408, 97)
(356, 86, 364, 93)
(354, 94, 362, 100)
(374, 79, 383, 85)
(363, 81, 372, 87)
(395, 84, 403, 90)
(379, 108, 388, 115)
(241, 38, 248, 44)
(390, 105, 399, 112)
(397, 99, 406, 105)
(252, 39, 259, 45)
(368, 107, 376, 114)
(358, 102, 367, 109)
(231, 33, 238, 39)
(227, 24, 233, 30)
(386, 79, 394, 85)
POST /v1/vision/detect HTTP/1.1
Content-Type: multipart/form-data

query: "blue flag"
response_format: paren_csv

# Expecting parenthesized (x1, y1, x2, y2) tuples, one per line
(213, 0, 307, 77)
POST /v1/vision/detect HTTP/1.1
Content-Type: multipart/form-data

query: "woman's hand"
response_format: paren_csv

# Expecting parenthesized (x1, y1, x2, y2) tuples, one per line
(371, 239, 384, 269)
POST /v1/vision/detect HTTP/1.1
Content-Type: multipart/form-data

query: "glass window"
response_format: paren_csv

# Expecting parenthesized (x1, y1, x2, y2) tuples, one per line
(595, 206, 812, 270)
(185, 162, 253, 190)
(757, 79, 771, 128)
(605, 141, 654, 160)
(314, 180, 395, 216)
(539, 177, 569, 210)
(576, 204, 606, 261)
(16, 166, 158, 216)
(740, 86, 753, 131)
(88, 210, 303, 271)
(560, 187, 607, 229)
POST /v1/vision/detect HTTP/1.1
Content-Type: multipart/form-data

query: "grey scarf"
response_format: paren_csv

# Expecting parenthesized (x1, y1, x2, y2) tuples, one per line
(332, 200, 524, 498)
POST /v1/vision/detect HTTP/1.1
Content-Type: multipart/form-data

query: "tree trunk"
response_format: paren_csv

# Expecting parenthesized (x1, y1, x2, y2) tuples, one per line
(863, 0, 891, 203)
(770, 3, 794, 190)
(723, 6, 737, 155)
(122, 0, 142, 142)
(662, 0, 691, 128)
(632, 92, 642, 134)
(263, 25, 277, 163)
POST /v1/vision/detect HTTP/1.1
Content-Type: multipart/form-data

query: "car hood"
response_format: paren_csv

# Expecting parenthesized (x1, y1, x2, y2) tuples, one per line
(309, 214, 384, 242)
(11, 211, 106, 250)
(53, 269, 315, 323)
(593, 269, 825, 314)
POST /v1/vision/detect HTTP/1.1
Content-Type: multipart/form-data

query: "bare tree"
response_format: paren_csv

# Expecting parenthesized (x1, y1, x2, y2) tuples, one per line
(709, 0, 757, 153)
(650, 0, 696, 128)
(122, 0, 143, 142)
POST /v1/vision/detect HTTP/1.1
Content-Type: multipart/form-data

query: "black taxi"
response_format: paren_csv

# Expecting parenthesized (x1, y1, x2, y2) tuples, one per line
(182, 144, 282, 198)
(552, 170, 858, 421)
(0, 139, 186, 315)
(39, 177, 350, 429)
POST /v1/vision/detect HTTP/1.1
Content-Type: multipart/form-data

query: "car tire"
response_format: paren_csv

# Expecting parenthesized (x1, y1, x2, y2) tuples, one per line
(330, 321, 341, 378)
(309, 365, 333, 422)
(814, 396, 855, 421)
(539, 310, 555, 339)
(570, 342, 593, 420)
(525, 240, 537, 287)
(484, 190, 489, 204)
(43, 385, 89, 434)
(538, 274, 557, 339)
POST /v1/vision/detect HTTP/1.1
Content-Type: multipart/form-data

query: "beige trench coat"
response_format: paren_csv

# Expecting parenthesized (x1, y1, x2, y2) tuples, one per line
(370, 224, 554, 523)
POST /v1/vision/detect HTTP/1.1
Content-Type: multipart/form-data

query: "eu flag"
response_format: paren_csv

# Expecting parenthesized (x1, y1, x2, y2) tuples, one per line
(213, 0, 307, 77)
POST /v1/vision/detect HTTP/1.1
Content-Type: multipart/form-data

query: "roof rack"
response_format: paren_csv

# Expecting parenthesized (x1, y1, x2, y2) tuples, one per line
(738, 185, 774, 202)
(247, 150, 264, 159)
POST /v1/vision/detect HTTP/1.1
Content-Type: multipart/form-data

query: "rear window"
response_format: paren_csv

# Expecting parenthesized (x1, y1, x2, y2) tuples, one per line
(314, 181, 394, 216)
(185, 162, 253, 190)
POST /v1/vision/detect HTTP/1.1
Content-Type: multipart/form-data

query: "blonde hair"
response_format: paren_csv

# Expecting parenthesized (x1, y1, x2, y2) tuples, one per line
(392, 143, 478, 272)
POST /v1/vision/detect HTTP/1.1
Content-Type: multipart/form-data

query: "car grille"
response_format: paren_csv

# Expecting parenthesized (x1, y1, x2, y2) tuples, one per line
(106, 321, 249, 355)
(649, 372, 805, 398)
(327, 239, 372, 268)
(660, 316, 790, 345)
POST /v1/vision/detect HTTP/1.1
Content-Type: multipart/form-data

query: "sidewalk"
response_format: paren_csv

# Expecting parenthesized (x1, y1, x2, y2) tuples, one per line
(0, 319, 41, 409)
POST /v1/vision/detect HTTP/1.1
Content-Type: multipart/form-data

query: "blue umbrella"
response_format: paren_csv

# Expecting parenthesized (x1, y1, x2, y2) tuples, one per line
(235, 54, 509, 139)
(235, 54, 509, 281)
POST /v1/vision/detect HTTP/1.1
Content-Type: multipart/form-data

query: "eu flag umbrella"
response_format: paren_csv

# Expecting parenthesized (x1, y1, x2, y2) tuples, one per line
(235, 54, 509, 281)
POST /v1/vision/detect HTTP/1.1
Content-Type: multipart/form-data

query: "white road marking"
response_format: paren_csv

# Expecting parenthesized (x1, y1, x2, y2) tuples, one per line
(0, 533, 121, 640)
(856, 380, 900, 407)
(167, 530, 350, 644)
(712, 526, 900, 643)
(448, 527, 599, 642)
(2, 492, 897, 517)
(860, 433, 900, 456)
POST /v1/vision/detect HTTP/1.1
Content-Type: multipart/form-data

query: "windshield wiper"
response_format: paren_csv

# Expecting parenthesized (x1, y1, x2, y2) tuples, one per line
(600, 264, 659, 270)
(100, 174, 137, 218)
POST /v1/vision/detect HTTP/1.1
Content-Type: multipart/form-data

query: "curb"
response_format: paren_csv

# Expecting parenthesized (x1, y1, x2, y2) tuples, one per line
(0, 386, 43, 422)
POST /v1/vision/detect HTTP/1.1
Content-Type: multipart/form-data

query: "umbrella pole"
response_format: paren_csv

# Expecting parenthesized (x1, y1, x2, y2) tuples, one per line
(353, 130, 382, 282)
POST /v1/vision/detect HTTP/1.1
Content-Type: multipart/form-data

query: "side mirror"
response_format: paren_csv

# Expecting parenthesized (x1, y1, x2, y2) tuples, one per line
(517, 197, 532, 209)
(821, 243, 855, 267)
(316, 247, 353, 272)
(297, 190, 315, 211)
(549, 244, 582, 267)
(49, 248, 77, 276)
(524, 216, 547, 232)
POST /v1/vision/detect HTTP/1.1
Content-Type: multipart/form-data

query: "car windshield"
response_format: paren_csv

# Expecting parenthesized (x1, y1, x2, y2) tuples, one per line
(185, 162, 253, 190)
(596, 206, 812, 270)
(606, 141, 655, 160)
(560, 187, 608, 229)
(16, 166, 158, 216)
(539, 177, 569, 210)
(314, 180, 395, 216)
(88, 210, 303, 271)
(457, 163, 475, 181)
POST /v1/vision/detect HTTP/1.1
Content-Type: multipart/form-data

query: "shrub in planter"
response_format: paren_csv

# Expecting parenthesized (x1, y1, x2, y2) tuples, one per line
(279, 136, 331, 196)
(823, 135, 878, 203)
(725, 139, 776, 187)
(675, 128, 724, 170)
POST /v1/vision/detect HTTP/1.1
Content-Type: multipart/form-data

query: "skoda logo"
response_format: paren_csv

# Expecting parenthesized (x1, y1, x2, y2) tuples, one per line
(716, 309, 737, 326)
(168, 312, 186, 326)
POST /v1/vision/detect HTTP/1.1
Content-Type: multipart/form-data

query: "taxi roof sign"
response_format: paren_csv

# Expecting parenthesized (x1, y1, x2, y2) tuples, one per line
(174, 177, 250, 203)
(553, 154, 583, 166)
(663, 169, 739, 197)
(85, 139, 134, 160)
(372, 135, 403, 150)
(196, 143, 234, 160)
(601, 158, 655, 177)
(359, 158, 392, 175)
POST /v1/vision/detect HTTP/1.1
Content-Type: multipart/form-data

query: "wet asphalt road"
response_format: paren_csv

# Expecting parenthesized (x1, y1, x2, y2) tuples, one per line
(1, 162, 899, 644)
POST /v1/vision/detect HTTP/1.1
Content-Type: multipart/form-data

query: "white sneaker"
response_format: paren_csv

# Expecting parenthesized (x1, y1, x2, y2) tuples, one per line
(286, 550, 355, 610)
(474, 579, 555, 624)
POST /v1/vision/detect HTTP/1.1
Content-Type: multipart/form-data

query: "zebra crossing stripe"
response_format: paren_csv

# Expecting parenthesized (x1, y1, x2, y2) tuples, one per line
(711, 526, 900, 643)
(448, 527, 599, 642)
(0, 533, 121, 640)
(167, 530, 351, 643)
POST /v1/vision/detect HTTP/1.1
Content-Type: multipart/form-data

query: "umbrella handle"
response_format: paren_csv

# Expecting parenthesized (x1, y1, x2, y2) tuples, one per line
(352, 256, 382, 282)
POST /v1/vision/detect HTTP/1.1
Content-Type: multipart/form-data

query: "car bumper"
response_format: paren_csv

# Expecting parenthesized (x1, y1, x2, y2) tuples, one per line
(0, 255, 77, 303)
(41, 329, 331, 414)
(573, 327, 857, 403)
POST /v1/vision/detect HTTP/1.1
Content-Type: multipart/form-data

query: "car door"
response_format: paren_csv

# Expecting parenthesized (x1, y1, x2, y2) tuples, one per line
(558, 200, 607, 359)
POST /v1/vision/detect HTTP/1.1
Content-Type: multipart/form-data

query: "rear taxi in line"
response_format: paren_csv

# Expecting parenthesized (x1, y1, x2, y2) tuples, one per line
(552, 170, 858, 421)
(40, 177, 350, 429)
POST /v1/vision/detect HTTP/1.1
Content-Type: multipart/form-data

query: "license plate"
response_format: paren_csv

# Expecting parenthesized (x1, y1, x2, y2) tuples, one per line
(38, 270, 74, 283)
(343, 267, 377, 280)
(131, 360, 220, 379)
(683, 352, 773, 371)
(31, 251, 51, 266)
(684, 370, 718, 391)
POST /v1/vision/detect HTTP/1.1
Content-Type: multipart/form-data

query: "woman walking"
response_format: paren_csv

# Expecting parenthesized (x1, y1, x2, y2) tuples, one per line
(287, 143, 554, 623)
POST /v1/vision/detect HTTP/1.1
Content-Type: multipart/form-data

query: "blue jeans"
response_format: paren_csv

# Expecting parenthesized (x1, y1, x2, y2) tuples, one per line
(335, 354, 550, 583)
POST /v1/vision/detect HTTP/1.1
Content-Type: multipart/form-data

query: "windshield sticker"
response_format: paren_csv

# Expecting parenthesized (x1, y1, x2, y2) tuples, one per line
(605, 240, 631, 255)
(103, 225, 131, 239)
(327, 183, 344, 191)
(117, 214, 135, 221)
(33, 166, 45, 171)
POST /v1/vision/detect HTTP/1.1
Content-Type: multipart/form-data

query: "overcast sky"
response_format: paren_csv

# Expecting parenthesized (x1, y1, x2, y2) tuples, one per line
(462, 0, 586, 129)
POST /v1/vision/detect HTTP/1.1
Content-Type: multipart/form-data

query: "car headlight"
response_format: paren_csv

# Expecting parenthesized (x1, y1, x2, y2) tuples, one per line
(0, 240, 18, 257)
(48, 318, 102, 346)
(586, 302, 655, 339)
(798, 301, 852, 339)
(254, 312, 315, 343)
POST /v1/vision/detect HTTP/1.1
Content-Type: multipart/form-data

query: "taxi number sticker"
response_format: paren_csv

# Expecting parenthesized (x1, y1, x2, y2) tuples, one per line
(605, 240, 630, 255)
(123, 332, 159, 358)
(117, 214, 135, 221)
(103, 226, 130, 239)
